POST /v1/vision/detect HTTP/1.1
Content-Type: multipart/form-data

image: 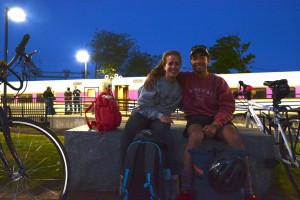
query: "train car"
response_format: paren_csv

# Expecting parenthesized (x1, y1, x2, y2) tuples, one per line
(112, 71, 300, 100)
(1, 71, 299, 103)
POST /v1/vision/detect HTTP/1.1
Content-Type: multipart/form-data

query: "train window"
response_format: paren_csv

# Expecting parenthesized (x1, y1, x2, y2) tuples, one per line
(231, 87, 266, 99)
(266, 87, 295, 98)
(87, 89, 96, 98)
(1, 94, 15, 104)
(37, 94, 45, 103)
(18, 95, 33, 103)
(287, 87, 295, 98)
(252, 88, 266, 99)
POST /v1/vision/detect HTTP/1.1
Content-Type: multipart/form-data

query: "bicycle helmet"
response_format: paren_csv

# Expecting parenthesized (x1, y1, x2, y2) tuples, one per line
(208, 154, 247, 194)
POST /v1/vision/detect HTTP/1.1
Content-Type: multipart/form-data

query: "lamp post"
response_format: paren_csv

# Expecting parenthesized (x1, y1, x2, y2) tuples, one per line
(76, 50, 89, 79)
(3, 7, 26, 108)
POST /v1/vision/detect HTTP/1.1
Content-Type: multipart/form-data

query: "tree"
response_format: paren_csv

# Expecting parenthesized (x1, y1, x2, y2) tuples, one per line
(89, 30, 136, 78)
(119, 48, 161, 77)
(89, 30, 161, 78)
(209, 35, 255, 73)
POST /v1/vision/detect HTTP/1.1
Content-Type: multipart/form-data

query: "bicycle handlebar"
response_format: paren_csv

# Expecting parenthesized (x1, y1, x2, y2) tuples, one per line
(235, 80, 253, 100)
(15, 34, 30, 57)
(1, 34, 31, 91)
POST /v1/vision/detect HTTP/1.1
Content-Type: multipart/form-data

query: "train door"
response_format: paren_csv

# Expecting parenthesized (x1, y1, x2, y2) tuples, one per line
(84, 87, 99, 109)
(114, 85, 128, 111)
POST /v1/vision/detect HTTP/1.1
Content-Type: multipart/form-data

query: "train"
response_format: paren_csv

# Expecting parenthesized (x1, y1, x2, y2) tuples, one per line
(1, 71, 299, 104)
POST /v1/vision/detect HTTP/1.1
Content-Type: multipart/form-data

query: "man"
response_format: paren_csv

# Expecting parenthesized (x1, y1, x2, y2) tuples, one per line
(43, 86, 54, 115)
(73, 86, 81, 113)
(64, 87, 73, 114)
(145, 45, 257, 200)
(178, 45, 257, 200)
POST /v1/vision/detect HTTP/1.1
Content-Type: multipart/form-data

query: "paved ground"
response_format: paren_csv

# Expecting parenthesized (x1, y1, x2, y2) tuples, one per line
(67, 191, 119, 200)
(66, 190, 298, 200)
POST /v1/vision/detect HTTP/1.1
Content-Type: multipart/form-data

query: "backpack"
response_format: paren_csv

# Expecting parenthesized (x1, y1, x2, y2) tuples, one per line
(121, 130, 165, 200)
(85, 91, 122, 132)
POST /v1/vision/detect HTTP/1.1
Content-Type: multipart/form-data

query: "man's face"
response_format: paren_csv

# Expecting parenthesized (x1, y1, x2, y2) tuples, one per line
(190, 52, 210, 74)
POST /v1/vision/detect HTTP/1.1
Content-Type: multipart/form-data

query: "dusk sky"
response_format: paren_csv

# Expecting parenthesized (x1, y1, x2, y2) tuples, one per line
(1, 0, 300, 79)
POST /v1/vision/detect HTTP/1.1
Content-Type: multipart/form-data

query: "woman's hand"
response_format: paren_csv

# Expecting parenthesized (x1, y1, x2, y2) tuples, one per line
(159, 115, 174, 124)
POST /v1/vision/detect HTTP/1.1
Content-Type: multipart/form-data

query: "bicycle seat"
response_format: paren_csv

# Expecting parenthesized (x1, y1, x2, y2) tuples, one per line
(263, 79, 288, 87)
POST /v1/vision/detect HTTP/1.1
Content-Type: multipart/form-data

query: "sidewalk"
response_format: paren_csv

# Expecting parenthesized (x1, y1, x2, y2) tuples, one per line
(66, 190, 296, 200)
(67, 191, 119, 200)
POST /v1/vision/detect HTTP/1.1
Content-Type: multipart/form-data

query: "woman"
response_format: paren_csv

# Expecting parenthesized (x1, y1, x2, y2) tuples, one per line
(122, 50, 182, 181)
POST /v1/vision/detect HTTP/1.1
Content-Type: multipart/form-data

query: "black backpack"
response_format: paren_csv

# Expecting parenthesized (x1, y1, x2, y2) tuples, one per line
(120, 130, 165, 200)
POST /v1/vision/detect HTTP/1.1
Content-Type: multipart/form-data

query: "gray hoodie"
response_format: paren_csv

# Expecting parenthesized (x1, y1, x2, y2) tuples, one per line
(133, 76, 182, 120)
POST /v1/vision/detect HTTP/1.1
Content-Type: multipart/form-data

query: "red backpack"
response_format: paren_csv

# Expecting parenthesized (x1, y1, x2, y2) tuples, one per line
(85, 91, 122, 132)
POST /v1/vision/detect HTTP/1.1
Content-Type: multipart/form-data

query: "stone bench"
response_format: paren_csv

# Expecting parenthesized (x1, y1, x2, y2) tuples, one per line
(64, 123, 275, 196)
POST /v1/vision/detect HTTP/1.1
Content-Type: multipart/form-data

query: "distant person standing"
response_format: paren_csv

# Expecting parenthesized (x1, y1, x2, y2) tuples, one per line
(43, 86, 55, 115)
(64, 87, 73, 114)
(73, 86, 81, 113)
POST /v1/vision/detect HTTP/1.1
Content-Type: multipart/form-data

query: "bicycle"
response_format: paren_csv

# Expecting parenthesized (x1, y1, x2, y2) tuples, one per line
(0, 34, 70, 199)
(231, 79, 300, 197)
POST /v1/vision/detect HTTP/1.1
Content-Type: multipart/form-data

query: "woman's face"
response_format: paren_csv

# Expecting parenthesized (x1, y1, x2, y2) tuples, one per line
(164, 55, 181, 80)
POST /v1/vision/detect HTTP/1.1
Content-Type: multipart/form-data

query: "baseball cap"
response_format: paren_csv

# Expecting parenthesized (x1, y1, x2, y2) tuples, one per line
(190, 45, 209, 57)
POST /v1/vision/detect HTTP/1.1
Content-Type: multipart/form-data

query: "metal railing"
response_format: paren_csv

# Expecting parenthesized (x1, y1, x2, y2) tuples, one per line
(1, 97, 299, 123)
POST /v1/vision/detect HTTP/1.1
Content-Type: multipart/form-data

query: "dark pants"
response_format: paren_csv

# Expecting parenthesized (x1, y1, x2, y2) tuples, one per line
(73, 99, 80, 112)
(65, 100, 72, 113)
(122, 112, 178, 174)
(45, 99, 53, 115)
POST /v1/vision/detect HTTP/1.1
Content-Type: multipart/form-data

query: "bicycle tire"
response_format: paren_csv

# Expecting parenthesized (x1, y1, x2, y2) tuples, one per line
(279, 116, 300, 197)
(0, 117, 70, 200)
(232, 113, 270, 134)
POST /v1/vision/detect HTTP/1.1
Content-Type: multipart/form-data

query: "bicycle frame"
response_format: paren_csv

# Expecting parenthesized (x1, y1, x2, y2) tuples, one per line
(244, 100, 271, 133)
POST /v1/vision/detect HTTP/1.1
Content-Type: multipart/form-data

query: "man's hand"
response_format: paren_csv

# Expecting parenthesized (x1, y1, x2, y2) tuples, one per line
(159, 115, 174, 124)
(202, 124, 218, 137)
(144, 73, 155, 90)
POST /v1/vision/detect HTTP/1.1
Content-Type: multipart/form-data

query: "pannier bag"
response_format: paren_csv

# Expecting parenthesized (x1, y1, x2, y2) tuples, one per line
(85, 91, 121, 132)
(272, 80, 290, 102)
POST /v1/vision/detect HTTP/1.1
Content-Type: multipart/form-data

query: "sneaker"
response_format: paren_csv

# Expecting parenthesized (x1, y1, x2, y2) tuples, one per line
(179, 193, 195, 200)
(170, 174, 180, 200)
(245, 193, 259, 200)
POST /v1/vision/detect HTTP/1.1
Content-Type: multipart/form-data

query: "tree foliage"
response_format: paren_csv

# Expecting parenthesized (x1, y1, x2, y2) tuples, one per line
(89, 30, 159, 78)
(209, 35, 255, 73)
(119, 48, 161, 77)
(89, 30, 136, 78)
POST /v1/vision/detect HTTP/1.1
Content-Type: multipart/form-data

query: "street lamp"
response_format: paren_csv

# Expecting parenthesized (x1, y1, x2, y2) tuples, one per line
(76, 50, 89, 79)
(3, 7, 26, 109)
(4, 7, 26, 61)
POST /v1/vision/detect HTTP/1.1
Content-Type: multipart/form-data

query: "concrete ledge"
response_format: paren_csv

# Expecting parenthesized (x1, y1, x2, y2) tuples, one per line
(64, 123, 275, 195)
(48, 115, 95, 129)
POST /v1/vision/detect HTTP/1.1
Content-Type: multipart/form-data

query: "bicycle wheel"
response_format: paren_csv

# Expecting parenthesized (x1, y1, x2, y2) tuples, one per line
(279, 116, 300, 197)
(0, 117, 69, 200)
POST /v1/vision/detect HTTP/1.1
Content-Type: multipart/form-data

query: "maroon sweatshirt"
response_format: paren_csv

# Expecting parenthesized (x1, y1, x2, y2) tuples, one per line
(178, 71, 235, 126)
